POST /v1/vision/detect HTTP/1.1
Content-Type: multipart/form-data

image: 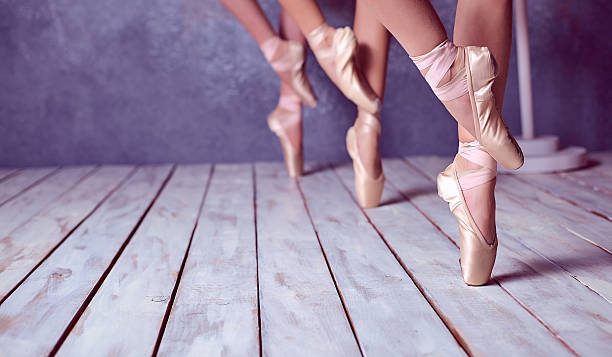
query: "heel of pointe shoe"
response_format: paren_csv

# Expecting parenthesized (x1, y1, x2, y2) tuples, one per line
(309, 25, 380, 114)
(464, 46, 524, 170)
(334, 28, 381, 114)
(346, 126, 384, 208)
(286, 41, 318, 108)
(282, 142, 303, 177)
(459, 230, 497, 286)
(437, 162, 497, 286)
(269, 125, 303, 178)
(464, 46, 496, 96)
(263, 37, 318, 109)
(267, 103, 304, 178)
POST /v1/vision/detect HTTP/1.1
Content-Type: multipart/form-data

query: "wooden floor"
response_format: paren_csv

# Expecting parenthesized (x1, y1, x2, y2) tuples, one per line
(0, 154, 611, 356)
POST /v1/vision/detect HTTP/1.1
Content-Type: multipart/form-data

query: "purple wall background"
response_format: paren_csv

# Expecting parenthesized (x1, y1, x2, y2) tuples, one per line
(1, 0, 611, 166)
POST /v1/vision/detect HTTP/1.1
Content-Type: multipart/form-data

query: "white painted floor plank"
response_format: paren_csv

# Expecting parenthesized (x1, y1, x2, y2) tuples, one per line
(157, 164, 259, 357)
(0, 166, 172, 356)
(337, 162, 576, 357)
(0, 158, 609, 356)
(407, 157, 612, 302)
(0, 168, 58, 207)
(0, 169, 18, 182)
(383, 159, 612, 356)
(57, 165, 211, 357)
(299, 164, 465, 356)
(0, 167, 96, 238)
(498, 175, 612, 252)
(255, 162, 361, 357)
(0, 166, 135, 301)
(558, 166, 612, 197)
(516, 172, 612, 221)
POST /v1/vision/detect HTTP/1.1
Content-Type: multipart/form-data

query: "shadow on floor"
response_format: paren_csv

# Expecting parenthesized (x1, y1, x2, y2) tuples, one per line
(494, 251, 612, 284)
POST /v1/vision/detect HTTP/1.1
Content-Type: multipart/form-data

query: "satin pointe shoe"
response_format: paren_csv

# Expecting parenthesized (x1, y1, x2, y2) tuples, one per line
(437, 141, 498, 286)
(346, 110, 384, 208)
(267, 94, 303, 177)
(410, 40, 524, 170)
(306, 24, 381, 114)
(261, 37, 318, 108)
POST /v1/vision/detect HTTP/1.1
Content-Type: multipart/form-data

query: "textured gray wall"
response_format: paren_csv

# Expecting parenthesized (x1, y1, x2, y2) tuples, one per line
(1, 0, 611, 166)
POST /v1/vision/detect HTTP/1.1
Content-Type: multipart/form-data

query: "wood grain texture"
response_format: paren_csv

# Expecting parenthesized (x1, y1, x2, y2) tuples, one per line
(0, 166, 135, 301)
(559, 152, 612, 195)
(386, 158, 612, 356)
(0, 168, 56, 206)
(298, 164, 464, 356)
(498, 175, 612, 253)
(255, 162, 360, 357)
(57, 165, 210, 357)
(558, 166, 612, 197)
(515, 172, 612, 221)
(0, 166, 172, 356)
(157, 164, 259, 357)
(0, 166, 95, 237)
(407, 157, 612, 302)
(337, 161, 575, 357)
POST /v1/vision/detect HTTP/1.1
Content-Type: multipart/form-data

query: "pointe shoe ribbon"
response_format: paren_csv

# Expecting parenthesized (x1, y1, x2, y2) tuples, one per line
(410, 40, 524, 170)
(438, 141, 497, 286)
(267, 94, 303, 177)
(346, 111, 384, 208)
(261, 37, 318, 108)
(307, 25, 381, 114)
(409, 40, 468, 101)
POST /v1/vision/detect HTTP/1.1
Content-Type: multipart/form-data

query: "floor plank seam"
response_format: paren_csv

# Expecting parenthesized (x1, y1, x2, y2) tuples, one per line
(295, 171, 366, 357)
(0, 166, 62, 208)
(512, 175, 611, 223)
(3, 161, 610, 355)
(1, 166, 100, 237)
(330, 164, 471, 356)
(49, 165, 176, 356)
(152, 165, 215, 356)
(0, 166, 139, 306)
(499, 186, 612, 257)
(252, 164, 264, 357)
(0, 169, 20, 184)
(494, 281, 580, 356)
(564, 227, 612, 256)
(399, 158, 592, 354)
(556, 171, 612, 198)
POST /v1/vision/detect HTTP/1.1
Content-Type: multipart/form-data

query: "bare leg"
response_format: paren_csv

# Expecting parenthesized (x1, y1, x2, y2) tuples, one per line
(219, 0, 316, 175)
(361, 0, 477, 138)
(454, 0, 512, 108)
(218, 0, 313, 98)
(360, 0, 446, 56)
(454, 0, 513, 243)
(353, 0, 390, 177)
(276, 0, 380, 114)
(355, 0, 390, 99)
(277, 9, 306, 153)
(276, 0, 326, 34)
(361, 0, 520, 247)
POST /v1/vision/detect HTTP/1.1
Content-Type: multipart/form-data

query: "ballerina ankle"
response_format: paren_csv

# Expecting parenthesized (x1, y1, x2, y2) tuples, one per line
(455, 140, 497, 243)
(409, 40, 468, 102)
